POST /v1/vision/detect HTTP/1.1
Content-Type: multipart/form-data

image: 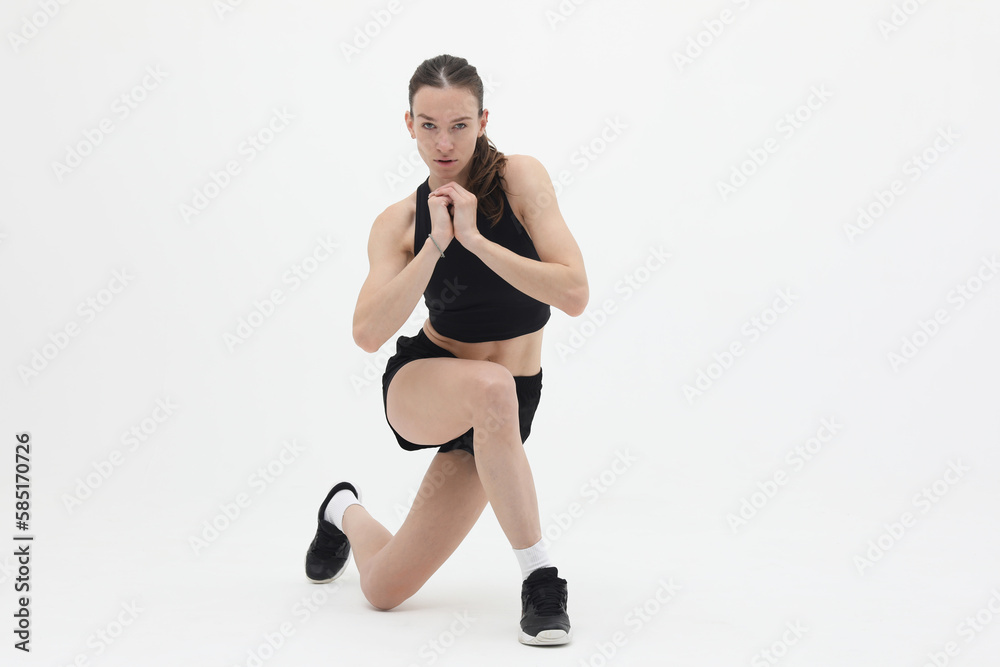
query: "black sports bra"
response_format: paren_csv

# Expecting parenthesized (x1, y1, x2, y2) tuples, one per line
(414, 177, 551, 343)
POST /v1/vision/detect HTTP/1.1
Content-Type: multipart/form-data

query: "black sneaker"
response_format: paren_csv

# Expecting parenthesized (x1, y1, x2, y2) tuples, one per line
(304, 481, 362, 583)
(519, 566, 572, 645)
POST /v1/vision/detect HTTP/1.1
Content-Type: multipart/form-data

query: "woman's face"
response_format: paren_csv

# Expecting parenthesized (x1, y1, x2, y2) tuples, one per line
(407, 85, 487, 184)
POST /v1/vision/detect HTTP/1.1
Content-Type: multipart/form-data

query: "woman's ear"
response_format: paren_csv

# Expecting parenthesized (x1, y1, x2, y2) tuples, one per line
(405, 110, 415, 138)
(479, 109, 489, 137)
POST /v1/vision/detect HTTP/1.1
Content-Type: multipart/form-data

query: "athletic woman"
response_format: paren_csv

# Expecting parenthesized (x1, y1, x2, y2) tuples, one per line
(303, 54, 589, 646)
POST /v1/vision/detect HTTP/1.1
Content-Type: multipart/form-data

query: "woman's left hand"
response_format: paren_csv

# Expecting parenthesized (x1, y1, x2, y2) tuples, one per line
(430, 182, 480, 248)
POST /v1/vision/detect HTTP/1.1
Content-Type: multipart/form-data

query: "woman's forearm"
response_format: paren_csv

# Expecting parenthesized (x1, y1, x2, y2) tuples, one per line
(353, 241, 441, 352)
(465, 234, 587, 316)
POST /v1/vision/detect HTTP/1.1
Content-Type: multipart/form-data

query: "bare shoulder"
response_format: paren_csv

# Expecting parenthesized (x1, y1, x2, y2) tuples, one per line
(372, 188, 418, 259)
(501, 154, 561, 232)
(501, 154, 550, 197)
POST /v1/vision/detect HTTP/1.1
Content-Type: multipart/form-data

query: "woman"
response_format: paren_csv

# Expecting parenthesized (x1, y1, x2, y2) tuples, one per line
(303, 54, 588, 646)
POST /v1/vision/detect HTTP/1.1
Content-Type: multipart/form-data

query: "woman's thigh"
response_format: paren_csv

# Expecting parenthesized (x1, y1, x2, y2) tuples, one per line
(363, 449, 489, 609)
(385, 356, 516, 447)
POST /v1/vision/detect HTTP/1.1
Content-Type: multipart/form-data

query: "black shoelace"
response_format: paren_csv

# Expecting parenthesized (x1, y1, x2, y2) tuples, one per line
(311, 528, 344, 559)
(524, 578, 566, 616)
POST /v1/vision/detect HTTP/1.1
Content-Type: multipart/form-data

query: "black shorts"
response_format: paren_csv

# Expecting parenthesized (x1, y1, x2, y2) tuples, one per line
(381, 328, 543, 456)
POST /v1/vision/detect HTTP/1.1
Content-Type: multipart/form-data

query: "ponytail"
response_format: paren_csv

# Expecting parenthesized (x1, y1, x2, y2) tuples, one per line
(467, 132, 508, 229)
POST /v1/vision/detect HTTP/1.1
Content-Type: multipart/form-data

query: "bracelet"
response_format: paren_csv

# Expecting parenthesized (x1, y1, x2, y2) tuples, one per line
(428, 233, 445, 258)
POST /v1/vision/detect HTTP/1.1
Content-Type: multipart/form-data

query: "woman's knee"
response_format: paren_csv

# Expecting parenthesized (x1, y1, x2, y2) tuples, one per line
(360, 571, 410, 611)
(366, 591, 402, 612)
(468, 365, 520, 445)
(470, 363, 518, 416)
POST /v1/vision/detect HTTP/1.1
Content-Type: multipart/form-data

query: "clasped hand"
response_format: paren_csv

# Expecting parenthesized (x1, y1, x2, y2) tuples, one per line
(428, 181, 480, 248)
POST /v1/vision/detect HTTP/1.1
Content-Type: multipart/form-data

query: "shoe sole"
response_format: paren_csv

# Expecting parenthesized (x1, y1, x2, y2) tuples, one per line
(518, 628, 572, 646)
(305, 484, 363, 584)
(306, 549, 352, 585)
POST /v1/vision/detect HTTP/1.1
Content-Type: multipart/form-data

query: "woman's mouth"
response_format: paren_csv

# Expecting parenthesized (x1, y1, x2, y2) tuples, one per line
(436, 159, 457, 166)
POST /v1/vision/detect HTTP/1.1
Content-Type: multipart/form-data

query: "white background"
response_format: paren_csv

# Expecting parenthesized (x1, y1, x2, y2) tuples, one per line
(2, 1, 999, 665)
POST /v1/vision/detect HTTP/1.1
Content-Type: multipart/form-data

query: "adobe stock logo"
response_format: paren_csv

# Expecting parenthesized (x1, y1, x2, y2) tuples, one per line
(886, 254, 997, 372)
(406, 612, 476, 667)
(727, 418, 842, 533)
(540, 449, 637, 549)
(853, 459, 970, 575)
(62, 397, 178, 513)
(51, 66, 168, 182)
(213, 0, 248, 20)
(54, 599, 144, 665)
(843, 126, 958, 243)
(189, 440, 307, 556)
(544, 0, 592, 30)
(919, 587, 1000, 667)
(179, 108, 295, 224)
(224, 235, 339, 352)
(8, 0, 75, 53)
(877, 0, 934, 39)
(751, 621, 809, 667)
(683, 288, 798, 403)
(717, 85, 833, 202)
(339, 0, 409, 63)
(556, 246, 671, 361)
(17, 269, 135, 386)
(578, 578, 681, 666)
(672, 0, 756, 72)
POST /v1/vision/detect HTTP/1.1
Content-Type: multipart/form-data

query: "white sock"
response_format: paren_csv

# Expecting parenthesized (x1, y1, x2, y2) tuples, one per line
(513, 538, 554, 580)
(324, 487, 361, 532)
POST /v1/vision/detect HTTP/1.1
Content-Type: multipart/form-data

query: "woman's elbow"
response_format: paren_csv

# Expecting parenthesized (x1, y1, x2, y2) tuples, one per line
(564, 284, 589, 317)
(353, 328, 375, 354)
(352, 315, 380, 354)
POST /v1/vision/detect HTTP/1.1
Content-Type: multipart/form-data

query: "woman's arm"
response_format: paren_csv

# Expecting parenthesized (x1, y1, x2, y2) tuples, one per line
(462, 155, 589, 316)
(352, 206, 440, 353)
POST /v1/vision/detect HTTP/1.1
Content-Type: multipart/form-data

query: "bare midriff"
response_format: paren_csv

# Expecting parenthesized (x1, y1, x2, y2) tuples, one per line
(422, 318, 543, 377)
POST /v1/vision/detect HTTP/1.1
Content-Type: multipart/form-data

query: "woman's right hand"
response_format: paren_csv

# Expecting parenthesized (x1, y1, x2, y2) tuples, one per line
(427, 192, 455, 254)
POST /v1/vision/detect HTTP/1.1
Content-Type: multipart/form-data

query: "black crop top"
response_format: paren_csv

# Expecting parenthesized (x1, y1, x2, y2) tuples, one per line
(414, 177, 551, 343)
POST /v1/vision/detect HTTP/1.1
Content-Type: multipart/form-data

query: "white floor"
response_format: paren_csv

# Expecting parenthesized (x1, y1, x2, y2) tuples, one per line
(3, 2, 1000, 665)
(8, 340, 1000, 666)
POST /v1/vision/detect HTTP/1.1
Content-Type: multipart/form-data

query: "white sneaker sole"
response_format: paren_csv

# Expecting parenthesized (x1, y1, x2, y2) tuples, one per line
(518, 627, 572, 646)
(307, 550, 352, 585)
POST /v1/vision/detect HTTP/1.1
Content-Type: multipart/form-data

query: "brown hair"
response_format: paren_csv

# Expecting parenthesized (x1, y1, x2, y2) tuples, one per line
(408, 54, 508, 229)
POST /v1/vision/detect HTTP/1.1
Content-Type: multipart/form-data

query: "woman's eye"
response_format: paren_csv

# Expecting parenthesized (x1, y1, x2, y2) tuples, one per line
(420, 122, 465, 130)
